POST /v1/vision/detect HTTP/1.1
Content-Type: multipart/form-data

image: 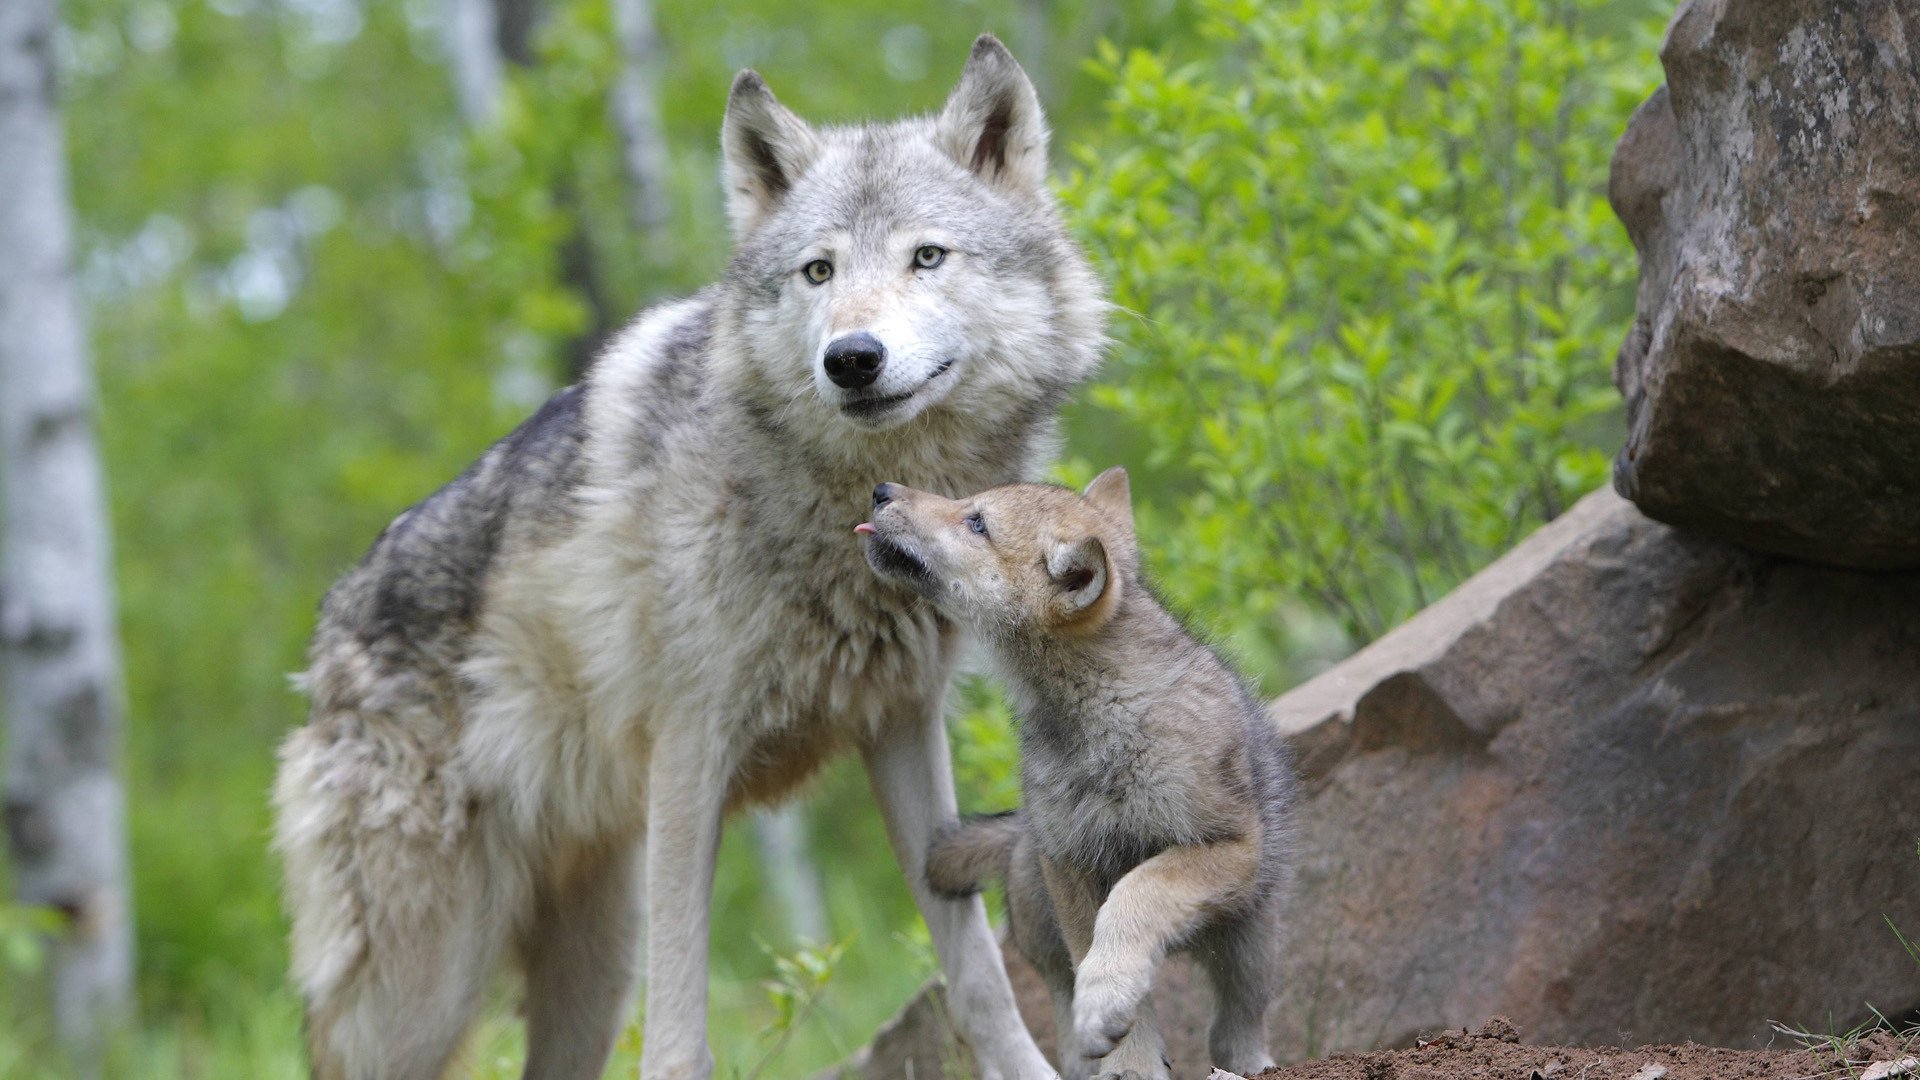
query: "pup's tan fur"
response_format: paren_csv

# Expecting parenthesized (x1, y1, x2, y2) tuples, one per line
(860, 470, 1296, 1079)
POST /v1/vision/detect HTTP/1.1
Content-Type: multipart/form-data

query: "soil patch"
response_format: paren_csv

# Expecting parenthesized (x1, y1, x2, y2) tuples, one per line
(1251, 1019, 1920, 1080)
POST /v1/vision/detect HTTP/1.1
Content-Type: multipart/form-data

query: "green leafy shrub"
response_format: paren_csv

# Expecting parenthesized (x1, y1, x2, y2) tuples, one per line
(1063, 0, 1665, 686)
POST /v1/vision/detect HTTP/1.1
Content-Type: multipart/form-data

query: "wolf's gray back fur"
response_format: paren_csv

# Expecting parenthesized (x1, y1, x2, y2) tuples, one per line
(274, 36, 1100, 1080)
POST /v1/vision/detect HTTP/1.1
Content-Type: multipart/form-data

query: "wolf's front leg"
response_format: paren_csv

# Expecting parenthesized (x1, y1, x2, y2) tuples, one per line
(1072, 837, 1261, 1062)
(640, 720, 733, 1080)
(863, 703, 1056, 1080)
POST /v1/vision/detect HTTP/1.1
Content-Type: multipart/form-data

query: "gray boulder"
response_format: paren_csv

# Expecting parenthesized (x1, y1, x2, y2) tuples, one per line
(1609, 0, 1920, 569)
(1267, 487, 1920, 1058)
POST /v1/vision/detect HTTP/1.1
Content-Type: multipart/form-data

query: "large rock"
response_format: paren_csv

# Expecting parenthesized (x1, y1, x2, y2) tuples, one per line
(1267, 487, 1920, 1057)
(1609, 0, 1920, 569)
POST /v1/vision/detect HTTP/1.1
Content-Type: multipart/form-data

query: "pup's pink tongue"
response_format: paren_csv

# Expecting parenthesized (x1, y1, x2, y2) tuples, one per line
(854, 522, 875, 536)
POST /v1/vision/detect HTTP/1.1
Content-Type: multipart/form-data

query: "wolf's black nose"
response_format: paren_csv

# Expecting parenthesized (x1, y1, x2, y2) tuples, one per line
(872, 483, 897, 509)
(824, 332, 886, 389)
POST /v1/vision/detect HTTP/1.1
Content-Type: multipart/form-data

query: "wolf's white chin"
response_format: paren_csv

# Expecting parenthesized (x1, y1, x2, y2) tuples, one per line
(832, 368, 962, 431)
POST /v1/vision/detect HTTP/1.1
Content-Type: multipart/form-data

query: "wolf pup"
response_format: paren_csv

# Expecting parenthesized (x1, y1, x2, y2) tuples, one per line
(272, 36, 1100, 1080)
(858, 468, 1294, 1080)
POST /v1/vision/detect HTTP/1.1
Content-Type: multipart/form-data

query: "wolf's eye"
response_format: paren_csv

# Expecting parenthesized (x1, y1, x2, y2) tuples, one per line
(913, 245, 947, 270)
(965, 511, 988, 537)
(802, 260, 833, 285)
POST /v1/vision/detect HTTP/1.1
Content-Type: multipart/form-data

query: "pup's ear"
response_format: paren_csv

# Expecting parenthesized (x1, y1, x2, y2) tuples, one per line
(1046, 534, 1113, 621)
(721, 71, 820, 235)
(1081, 467, 1134, 545)
(936, 35, 1049, 196)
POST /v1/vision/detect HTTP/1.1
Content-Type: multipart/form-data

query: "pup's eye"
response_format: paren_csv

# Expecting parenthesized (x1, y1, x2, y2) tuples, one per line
(913, 245, 947, 270)
(802, 260, 833, 285)
(965, 511, 988, 537)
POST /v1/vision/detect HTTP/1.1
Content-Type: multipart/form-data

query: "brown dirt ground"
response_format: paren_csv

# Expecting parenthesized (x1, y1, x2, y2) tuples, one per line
(1249, 1018, 1920, 1080)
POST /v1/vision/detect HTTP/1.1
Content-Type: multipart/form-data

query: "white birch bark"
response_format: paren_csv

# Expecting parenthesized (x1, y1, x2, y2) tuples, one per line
(1018, 0, 1053, 108)
(443, 0, 505, 126)
(0, 0, 135, 1058)
(609, 0, 670, 237)
(752, 805, 830, 945)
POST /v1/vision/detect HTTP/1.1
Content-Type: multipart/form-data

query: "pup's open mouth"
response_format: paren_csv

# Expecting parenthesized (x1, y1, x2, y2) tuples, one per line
(839, 358, 956, 420)
(862, 533, 933, 585)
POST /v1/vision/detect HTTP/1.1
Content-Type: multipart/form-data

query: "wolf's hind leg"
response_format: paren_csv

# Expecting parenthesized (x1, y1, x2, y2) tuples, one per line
(277, 718, 516, 1080)
(294, 839, 510, 1080)
(1196, 910, 1278, 1074)
(521, 838, 644, 1080)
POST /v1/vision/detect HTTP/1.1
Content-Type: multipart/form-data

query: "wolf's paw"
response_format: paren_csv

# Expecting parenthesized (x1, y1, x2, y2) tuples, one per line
(1072, 971, 1144, 1061)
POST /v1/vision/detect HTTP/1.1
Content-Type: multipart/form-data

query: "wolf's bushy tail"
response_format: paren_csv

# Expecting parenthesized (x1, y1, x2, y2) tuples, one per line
(926, 810, 1024, 897)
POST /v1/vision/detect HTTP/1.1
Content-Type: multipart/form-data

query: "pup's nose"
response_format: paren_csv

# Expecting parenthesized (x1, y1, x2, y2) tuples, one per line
(824, 332, 886, 390)
(872, 483, 898, 509)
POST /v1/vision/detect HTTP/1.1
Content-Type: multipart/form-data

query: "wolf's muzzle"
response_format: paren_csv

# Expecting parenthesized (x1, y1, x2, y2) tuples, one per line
(824, 332, 886, 389)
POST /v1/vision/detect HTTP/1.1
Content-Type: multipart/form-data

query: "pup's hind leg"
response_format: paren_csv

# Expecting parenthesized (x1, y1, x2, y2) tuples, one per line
(521, 838, 644, 1080)
(1196, 912, 1277, 1074)
(1008, 842, 1087, 1080)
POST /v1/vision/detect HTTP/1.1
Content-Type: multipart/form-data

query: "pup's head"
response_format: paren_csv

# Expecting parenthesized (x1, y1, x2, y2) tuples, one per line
(715, 35, 1103, 444)
(856, 467, 1136, 637)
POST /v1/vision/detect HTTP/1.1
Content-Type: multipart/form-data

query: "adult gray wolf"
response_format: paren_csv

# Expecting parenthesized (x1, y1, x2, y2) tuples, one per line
(860, 469, 1294, 1080)
(271, 35, 1102, 1080)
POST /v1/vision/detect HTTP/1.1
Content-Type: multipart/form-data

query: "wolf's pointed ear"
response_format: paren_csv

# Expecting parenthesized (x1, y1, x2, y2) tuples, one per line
(936, 35, 1049, 196)
(721, 70, 820, 235)
(1046, 534, 1115, 623)
(1081, 467, 1134, 545)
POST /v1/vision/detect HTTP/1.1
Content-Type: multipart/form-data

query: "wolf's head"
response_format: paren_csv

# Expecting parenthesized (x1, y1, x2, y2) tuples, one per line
(855, 467, 1137, 638)
(713, 36, 1104, 463)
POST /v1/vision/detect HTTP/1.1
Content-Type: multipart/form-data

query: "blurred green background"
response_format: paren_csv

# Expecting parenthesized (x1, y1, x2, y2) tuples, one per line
(0, 0, 1667, 1074)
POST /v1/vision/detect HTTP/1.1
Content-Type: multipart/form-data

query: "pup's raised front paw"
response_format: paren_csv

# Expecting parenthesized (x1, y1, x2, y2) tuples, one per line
(1072, 971, 1144, 1061)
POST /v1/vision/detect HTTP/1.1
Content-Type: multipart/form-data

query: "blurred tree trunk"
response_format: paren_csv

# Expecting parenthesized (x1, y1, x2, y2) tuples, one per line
(442, 0, 615, 382)
(752, 806, 830, 945)
(1018, 0, 1053, 107)
(0, 0, 136, 1063)
(442, 0, 505, 126)
(610, 0, 671, 239)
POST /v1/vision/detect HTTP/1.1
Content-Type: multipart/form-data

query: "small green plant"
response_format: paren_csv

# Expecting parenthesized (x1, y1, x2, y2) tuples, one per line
(741, 936, 851, 1080)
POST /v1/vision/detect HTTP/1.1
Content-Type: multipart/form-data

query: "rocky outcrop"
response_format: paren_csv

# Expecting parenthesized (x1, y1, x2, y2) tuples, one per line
(1609, 0, 1920, 569)
(1266, 487, 1920, 1058)
(833, 488, 1920, 1075)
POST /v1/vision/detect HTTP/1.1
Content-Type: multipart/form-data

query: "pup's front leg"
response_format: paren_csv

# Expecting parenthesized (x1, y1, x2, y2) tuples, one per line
(863, 700, 1055, 1080)
(1072, 837, 1261, 1062)
(640, 720, 734, 1080)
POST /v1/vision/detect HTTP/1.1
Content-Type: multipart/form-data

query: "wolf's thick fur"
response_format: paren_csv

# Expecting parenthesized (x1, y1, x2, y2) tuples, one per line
(272, 36, 1101, 1080)
(865, 472, 1295, 1080)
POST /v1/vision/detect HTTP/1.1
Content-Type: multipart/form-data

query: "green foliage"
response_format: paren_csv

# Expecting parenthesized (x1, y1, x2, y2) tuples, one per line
(1064, 0, 1665, 685)
(950, 675, 1023, 815)
(0, 903, 59, 975)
